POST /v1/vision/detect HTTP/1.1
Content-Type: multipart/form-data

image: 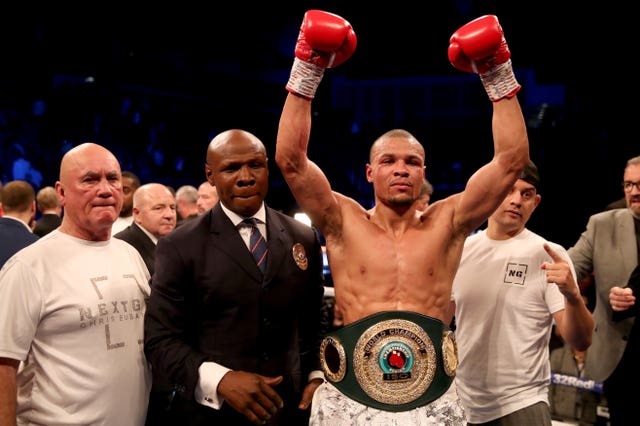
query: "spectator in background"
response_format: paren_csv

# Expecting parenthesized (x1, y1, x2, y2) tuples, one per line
(0, 180, 39, 267)
(415, 177, 434, 212)
(33, 185, 63, 237)
(0, 143, 151, 425)
(175, 184, 198, 226)
(196, 181, 219, 215)
(112, 170, 141, 234)
(113, 182, 176, 276)
(569, 155, 640, 425)
(10, 141, 43, 190)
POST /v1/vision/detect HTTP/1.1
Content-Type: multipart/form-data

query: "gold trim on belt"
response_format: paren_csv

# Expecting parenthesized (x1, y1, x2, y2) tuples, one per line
(320, 311, 457, 412)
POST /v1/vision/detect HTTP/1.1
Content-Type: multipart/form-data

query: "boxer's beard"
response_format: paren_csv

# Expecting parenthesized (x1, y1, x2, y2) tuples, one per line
(387, 196, 414, 207)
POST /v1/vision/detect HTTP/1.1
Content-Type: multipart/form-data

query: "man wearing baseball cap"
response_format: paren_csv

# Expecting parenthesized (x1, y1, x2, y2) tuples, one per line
(451, 160, 594, 424)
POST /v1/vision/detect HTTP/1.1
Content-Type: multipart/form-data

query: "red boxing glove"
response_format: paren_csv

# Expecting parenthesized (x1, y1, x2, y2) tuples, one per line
(448, 15, 520, 102)
(286, 10, 357, 100)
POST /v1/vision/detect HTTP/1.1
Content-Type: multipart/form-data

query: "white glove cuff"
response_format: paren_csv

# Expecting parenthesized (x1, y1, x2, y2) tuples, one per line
(286, 57, 325, 100)
(480, 59, 521, 102)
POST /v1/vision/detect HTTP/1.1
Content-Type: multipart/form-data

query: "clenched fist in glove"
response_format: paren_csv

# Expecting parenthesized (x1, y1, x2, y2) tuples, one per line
(448, 15, 520, 102)
(286, 10, 357, 100)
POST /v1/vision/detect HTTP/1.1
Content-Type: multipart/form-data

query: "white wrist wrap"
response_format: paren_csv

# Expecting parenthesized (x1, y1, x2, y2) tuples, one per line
(479, 59, 521, 102)
(286, 57, 325, 100)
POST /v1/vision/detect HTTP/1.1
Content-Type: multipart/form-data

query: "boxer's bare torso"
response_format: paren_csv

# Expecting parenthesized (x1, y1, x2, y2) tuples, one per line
(326, 192, 465, 325)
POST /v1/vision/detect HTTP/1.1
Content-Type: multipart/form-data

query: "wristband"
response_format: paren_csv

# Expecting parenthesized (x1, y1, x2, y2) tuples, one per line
(480, 60, 521, 102)
(286, 57, 325, 100)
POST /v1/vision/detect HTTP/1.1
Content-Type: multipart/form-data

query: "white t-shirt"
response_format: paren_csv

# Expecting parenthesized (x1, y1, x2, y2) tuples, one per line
(0, 230, 152, 426)
(111, 215, 134, 234)
(451, 228, 572, 423)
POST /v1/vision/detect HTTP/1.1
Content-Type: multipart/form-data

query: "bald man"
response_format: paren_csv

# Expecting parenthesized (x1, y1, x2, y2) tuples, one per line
(144, 129, 327, 426)
(175, 184, 199, 226)
(196, 181, 219, 215)
(0, 142, 151, 426)
(114, 183, 177, 276)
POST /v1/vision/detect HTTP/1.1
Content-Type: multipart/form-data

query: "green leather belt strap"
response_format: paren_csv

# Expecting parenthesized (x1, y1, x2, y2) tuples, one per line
(320, 310, 458, 412)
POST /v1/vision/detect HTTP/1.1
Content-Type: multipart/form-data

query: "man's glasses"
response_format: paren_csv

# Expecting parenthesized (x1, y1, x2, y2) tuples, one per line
(623, 181, 640, 192)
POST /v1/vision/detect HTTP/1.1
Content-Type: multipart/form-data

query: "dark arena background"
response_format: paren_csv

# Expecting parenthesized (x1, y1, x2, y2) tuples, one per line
(0, 1, 636, 248)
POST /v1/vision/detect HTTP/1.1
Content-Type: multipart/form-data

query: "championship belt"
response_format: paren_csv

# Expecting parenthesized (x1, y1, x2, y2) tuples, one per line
(320, 311, 457, 412)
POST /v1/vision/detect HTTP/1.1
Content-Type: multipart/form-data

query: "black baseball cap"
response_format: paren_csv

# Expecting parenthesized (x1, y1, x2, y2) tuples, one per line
(519, 160, 540, 190)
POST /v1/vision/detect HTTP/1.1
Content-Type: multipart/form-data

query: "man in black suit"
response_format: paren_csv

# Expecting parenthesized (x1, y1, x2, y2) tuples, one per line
(113, 182, 177, 276)
(144, 129, 327, 426)
(33, 186, 62, 237)
(0, 180, 39, 267)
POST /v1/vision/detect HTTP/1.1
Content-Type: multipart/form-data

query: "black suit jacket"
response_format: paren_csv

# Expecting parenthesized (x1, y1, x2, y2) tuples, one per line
(114, 222, 156, 276)
(144, 203, 327, 425)
(612, 265, 640, 322)
(33, 213, 62, 237)
(0, 217, 39, 268)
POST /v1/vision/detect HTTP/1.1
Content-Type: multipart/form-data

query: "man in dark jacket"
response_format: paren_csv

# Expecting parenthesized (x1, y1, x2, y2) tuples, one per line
(113, 182, 176, 276)
(144, 129, 327, 426)
(0, 180, 38, 267)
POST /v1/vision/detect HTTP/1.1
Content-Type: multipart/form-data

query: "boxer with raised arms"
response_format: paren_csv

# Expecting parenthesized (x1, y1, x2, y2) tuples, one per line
(276, 11, 531, 424)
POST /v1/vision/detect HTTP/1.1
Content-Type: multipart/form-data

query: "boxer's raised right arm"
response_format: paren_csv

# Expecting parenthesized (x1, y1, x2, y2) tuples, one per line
(285, 9, 356, 100)
(277, 10, 356, 233)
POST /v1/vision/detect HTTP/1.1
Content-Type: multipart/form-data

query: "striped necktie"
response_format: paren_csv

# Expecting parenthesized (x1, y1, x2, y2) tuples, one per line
(243, 218, 268, 273)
